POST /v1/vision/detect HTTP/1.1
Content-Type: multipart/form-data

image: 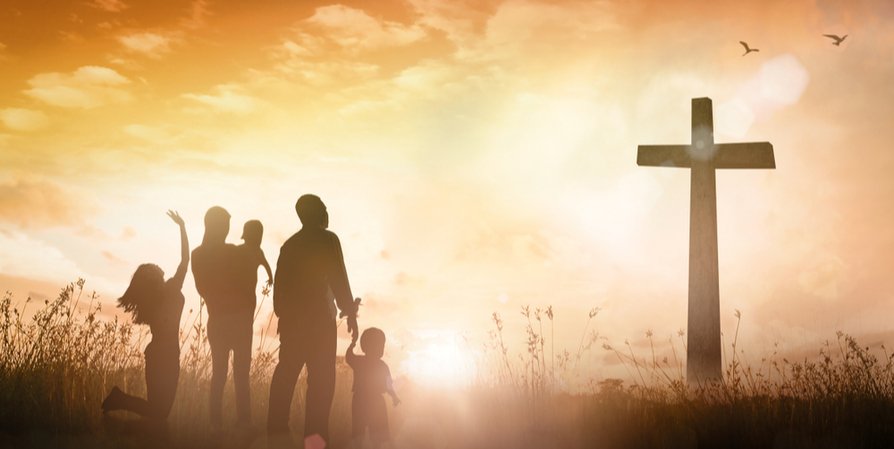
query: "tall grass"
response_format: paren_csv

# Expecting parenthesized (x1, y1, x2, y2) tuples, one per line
(0, 279, 142, 433)
(483, 305, 894, 448)
(0, 281, 356, 447)
(3, 281, 894, 448)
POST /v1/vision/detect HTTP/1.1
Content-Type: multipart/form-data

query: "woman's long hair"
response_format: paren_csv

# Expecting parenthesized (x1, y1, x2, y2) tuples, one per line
(118, 263, 165, 325)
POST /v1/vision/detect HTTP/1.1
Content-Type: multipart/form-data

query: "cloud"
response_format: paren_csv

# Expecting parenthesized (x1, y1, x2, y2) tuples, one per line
(89, 0, 127, 12)
(180, 0, 211, 29)
(0, 180, 87, 228)
(0, 235, 83, 289)
(182, 84, 259, 114)
(477, 0, 620, 60)
(24, 66, 131, 109)
(0, 108, 49, 132)
(407, 0, 496, 46)
(306, 5, 426, 50)
(118, 32, 175, 58)
(123, 123, 177, 144)
(273, 56, 380, 87)
(716, 54, 810, 139)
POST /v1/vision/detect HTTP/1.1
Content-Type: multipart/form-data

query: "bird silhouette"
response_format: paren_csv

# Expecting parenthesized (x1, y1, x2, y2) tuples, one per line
(739, 41, 759, 56)
(823, 34, 848, 46)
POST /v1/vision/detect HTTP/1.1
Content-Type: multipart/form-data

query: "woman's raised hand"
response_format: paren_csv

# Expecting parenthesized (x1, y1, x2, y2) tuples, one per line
(167, 210, 185, 227)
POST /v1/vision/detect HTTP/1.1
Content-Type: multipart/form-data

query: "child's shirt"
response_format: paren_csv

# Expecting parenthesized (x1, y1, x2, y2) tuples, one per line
(346, 352, 393, 397)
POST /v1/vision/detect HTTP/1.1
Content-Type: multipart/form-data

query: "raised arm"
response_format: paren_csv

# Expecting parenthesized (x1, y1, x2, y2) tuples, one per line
(167, 210, 189, 290)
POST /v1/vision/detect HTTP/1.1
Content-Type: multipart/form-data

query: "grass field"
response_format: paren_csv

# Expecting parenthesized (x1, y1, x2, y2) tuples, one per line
(2, 281, 894, 449)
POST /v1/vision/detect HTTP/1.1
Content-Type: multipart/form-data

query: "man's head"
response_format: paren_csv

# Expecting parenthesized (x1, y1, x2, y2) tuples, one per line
(295, 194, 328, 229)
(360, 327, 386, 359)
(203, 206, 231, 244)
(241, 220, 264, 246)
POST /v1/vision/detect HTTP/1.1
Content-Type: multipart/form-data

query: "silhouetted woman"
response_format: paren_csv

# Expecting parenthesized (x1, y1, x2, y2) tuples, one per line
(102, 210, 188, 421)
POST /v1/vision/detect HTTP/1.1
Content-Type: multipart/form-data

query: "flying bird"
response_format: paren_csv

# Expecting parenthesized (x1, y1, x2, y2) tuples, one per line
(739, 41, 759, 56)
(823, 34, 848, 46)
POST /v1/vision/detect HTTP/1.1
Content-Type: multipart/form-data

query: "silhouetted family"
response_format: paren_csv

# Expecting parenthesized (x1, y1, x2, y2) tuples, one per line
(101, 194, 398, 448)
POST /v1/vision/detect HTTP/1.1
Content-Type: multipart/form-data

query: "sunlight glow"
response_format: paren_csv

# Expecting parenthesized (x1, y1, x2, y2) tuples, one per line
(402, 330, 476, 389)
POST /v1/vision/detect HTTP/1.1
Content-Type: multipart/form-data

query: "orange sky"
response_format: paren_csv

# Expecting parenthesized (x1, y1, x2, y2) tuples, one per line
(2, 0, 894, 385)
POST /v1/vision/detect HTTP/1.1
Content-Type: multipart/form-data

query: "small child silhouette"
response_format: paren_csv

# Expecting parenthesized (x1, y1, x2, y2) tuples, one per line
(346, 326, 400, 448)
(238, 220, 273, 288)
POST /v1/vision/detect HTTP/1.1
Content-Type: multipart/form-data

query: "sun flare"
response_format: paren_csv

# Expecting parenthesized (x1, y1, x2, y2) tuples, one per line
(401, 331, 476, 389)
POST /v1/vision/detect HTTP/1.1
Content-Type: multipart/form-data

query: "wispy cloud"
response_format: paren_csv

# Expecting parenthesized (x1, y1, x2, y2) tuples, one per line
(24, 66, 131, 109)
(182, 84, 259, 114)
(0, 232, 84, 284)
(118, 32, 175, 59)
(180, 0, 211, 30)
(0, 108, 49, 132)
(123, 123, 177, 144)
(89, 0, 127, 13)
(270, 39, 381, 86)
(306, 5, 426, 51)
(0, 180, 88, 228)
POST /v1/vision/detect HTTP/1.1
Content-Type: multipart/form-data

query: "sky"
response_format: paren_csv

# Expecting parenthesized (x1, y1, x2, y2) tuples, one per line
(1, 0, 894, 386)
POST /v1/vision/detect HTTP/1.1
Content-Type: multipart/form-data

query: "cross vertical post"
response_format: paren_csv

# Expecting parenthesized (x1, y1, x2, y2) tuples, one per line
(636, 97, 775, 383)
(687, 98, 722, 382)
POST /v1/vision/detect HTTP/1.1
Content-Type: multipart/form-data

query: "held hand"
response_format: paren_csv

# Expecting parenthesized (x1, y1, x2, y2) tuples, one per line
(339, 297, 362, 318)
(167, 210, 185, 227)
(348, 314, 359, 343)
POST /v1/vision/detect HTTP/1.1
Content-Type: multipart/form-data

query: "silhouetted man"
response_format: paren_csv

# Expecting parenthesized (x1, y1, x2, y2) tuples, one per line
(191, 206, 253, 427)
(267, 194, 359, 443)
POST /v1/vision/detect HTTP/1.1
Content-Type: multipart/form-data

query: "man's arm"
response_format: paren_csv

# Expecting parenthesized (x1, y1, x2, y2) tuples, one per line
(191, 248, 211, 299)
(326, 233, 357, 317)
(260, 250, 273, 286)
(326, 233, 359, 339)
(272, 245, 292, 318)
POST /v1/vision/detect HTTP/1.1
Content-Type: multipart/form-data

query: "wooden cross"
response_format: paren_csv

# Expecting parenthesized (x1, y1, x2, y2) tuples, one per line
(637, 97, 775, 382)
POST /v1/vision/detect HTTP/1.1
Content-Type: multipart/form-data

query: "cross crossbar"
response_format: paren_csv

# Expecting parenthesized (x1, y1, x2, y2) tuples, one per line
(637, 142, 775, 169)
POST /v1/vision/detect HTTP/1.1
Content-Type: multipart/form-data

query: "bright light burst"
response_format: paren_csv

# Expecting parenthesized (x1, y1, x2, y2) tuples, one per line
(401, 330, 476, 389)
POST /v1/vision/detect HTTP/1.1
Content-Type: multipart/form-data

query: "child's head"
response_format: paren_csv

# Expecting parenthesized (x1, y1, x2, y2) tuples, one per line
(241, 220, 263, 246)
(118, 263, 165, 324)
(360, 327, 386, 359)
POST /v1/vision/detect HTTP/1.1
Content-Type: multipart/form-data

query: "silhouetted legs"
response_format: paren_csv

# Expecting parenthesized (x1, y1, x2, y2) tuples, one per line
(233, 329, 252, 424)
(267, 319, 336, 441)
(208, 312, 253, 426)
(103, 341, 179, 420)
(305, 331, 336, 440)
(352, 393, 389, 448)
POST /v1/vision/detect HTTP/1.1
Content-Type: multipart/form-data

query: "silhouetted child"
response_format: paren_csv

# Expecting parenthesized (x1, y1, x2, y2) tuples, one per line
(238, 220, 273, 288)
(102, 210, 188, 421)
(346, 327, 400, 448)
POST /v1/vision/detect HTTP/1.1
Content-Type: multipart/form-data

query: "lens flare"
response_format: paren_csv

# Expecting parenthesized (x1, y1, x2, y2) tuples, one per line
(402, 331, 476, 389)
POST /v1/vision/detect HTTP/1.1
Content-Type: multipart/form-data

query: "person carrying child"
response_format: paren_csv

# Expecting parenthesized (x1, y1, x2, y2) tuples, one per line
(346, 324, 401, 449)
